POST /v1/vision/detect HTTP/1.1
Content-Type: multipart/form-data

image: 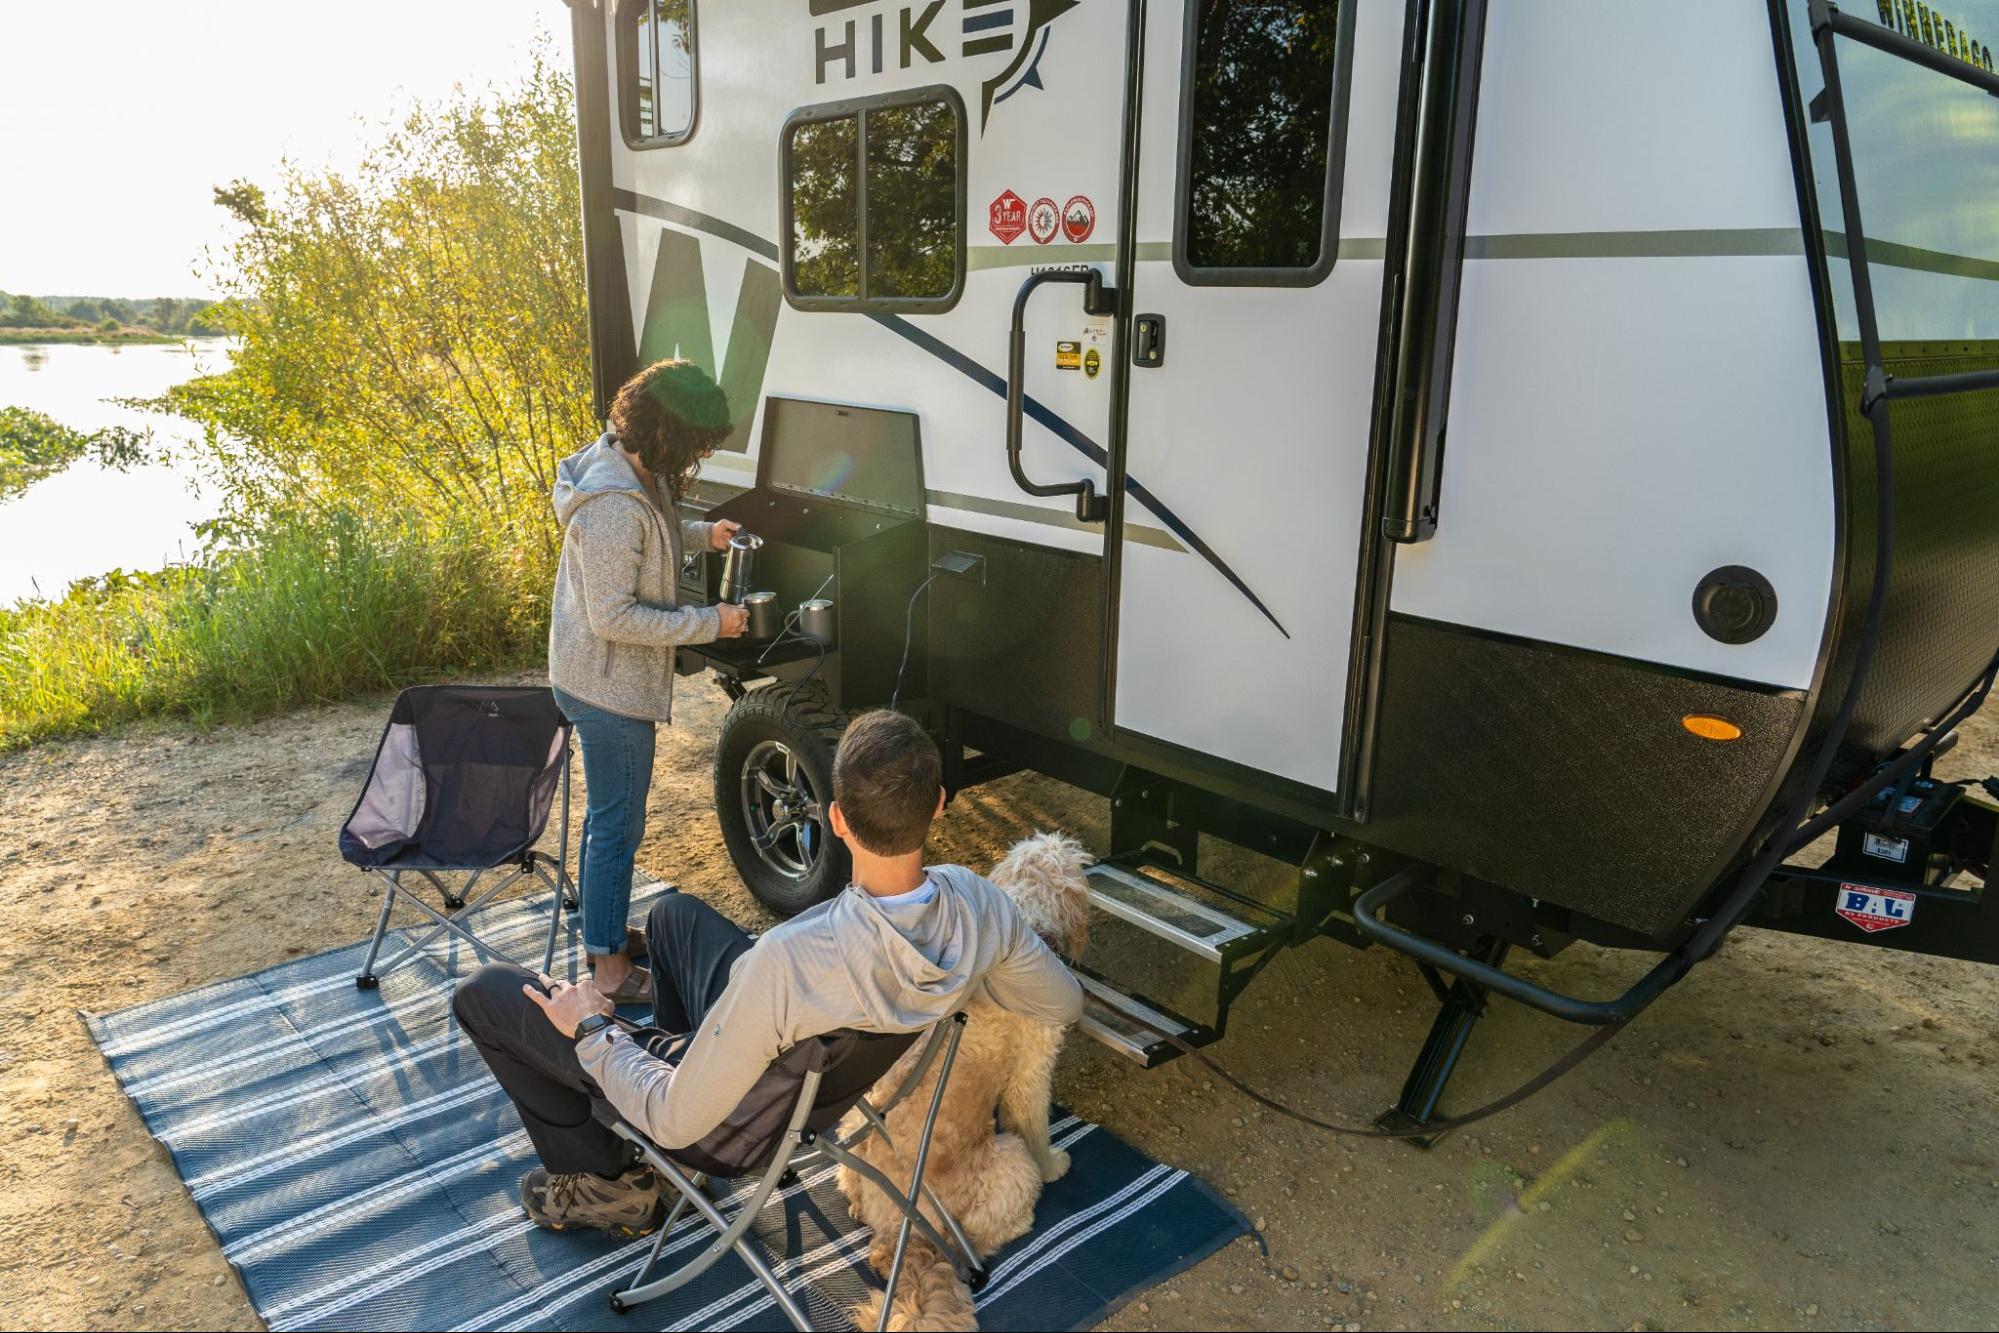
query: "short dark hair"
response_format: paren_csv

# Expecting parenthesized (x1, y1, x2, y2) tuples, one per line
(832, 711, 942, 856)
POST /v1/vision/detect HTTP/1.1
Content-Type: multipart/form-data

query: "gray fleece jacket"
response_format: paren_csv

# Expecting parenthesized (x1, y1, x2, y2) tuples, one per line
(575, 864, 1085, 1152)
(549, 435, 721, 722)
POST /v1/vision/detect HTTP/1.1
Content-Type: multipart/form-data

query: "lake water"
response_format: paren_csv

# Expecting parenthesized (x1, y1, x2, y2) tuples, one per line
(0, 339, 231, 606)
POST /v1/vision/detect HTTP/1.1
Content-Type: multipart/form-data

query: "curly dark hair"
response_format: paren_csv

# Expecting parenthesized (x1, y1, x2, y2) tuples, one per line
(607, 359, 733, 506)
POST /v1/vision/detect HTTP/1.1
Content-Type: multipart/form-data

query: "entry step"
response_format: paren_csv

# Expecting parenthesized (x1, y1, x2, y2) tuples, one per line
(1085, 861, 1287, 964)
(1076, 972, 1206, 1068)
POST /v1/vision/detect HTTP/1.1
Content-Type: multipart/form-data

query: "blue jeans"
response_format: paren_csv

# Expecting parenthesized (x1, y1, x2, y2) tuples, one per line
(552, 686, 657, 955)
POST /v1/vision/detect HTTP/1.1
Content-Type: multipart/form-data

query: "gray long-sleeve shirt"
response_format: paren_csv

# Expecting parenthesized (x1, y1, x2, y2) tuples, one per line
(548, 434, 721, 723)
(575, 864, 1084, 1151)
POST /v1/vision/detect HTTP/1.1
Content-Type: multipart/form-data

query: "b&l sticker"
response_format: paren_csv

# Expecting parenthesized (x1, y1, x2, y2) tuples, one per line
(1834, 883, 1916, 934)
(1055, 340, 1081, 370)
(990, 190, 1027, 245)
(1028, 196, 1060, 245)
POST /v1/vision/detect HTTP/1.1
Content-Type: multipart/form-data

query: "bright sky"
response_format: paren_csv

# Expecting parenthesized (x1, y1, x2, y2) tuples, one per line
(0, 0, 559, 298)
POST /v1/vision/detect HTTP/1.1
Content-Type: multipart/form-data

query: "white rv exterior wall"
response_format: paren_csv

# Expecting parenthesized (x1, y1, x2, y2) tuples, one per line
(595, 0, 1846, 799)
(1389, 2, 1838, 692)
(1110, 0, 1403, 793)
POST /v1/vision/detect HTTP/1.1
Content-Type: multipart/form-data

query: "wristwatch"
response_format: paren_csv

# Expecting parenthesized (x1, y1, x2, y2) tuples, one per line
(573, 1013, 616, 1044)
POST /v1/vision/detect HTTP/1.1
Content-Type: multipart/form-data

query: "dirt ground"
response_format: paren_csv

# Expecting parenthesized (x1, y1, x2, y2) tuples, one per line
(1, 675, 1995, 1333)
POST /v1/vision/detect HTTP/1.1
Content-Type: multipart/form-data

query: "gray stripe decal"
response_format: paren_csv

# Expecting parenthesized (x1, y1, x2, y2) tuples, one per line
(1043, 228, 1999, 276)
(926, 488, 1184, 550)
(1464, 227, 1809, 260)
(972, 237, 1387, 269)
(1456, 227, 1999, 282)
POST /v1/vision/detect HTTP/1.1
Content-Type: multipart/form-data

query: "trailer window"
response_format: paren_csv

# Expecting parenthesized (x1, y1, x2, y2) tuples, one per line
(783, 88, 966, 312)
(1176, 0, 1353, 286)
(790, 117, 861, 299)
(620, 0, 697, 147)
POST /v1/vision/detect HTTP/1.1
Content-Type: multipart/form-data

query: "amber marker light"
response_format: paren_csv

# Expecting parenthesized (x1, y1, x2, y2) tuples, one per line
(1682, 714, 1743, 742)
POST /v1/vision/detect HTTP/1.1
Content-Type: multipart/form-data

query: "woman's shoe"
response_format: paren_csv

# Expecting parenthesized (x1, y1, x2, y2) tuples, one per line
(597, 963, 653, 1007)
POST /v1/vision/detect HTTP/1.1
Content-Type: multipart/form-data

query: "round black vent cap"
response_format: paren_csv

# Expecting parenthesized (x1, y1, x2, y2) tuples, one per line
(1693, 565, 1778, 645)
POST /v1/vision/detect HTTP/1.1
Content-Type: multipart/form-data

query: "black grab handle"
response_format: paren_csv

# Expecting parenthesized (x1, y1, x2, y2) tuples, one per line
(1007, 268, 1117, 524)
(1352, 870, 1688, 1026)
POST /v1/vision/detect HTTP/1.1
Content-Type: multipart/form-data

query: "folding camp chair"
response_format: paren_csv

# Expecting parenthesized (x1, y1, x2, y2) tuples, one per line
(606, 1014, 983, 1331)
(339, 684, 576, 990)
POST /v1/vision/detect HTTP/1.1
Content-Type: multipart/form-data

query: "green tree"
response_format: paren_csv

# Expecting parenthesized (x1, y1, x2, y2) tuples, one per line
(169, 47, 593, 549)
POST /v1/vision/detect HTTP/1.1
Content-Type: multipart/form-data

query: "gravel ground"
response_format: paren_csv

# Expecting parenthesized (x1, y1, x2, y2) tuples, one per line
(0, 676, 1994, 1332)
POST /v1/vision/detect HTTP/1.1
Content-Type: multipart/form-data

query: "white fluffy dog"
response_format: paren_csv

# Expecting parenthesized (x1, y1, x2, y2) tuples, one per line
(836, 830, 1092, 1331)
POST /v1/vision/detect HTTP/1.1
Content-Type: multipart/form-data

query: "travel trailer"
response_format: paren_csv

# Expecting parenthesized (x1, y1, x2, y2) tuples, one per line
(558, 0, 1999, 1131)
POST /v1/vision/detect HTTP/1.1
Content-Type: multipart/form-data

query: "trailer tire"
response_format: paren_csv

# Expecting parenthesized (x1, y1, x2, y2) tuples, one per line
(714, 682, 851, 917)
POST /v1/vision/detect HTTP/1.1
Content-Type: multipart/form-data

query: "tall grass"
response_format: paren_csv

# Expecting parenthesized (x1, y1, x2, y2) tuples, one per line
(0, 508, 551, 749)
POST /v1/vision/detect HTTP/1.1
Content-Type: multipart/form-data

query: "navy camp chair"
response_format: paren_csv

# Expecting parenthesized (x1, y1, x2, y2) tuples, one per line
(339, 684, 575, 989)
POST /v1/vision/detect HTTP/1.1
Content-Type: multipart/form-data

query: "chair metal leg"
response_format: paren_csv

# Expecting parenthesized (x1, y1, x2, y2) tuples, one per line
(607, 1074, 824, 1329)
(534, 861, 566, 976)
(812, 1140, 970, 1277)
(366, 867, 532, 981)
(558, 739, 578, 912)
(355, 871, 399, 988)
(879, 1015, 965, 1328)
(846, 1096, 976, 1260)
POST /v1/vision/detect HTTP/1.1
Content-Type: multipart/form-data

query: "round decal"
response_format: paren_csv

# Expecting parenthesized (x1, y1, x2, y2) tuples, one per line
(1083, 347, 1102, 380)
(1028, 196, 1060, 245)
(1062, 194, 1096, 243)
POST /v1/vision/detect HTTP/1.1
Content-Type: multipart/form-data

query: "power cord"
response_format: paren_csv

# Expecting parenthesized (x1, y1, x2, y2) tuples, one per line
(889, 571, 945, 712)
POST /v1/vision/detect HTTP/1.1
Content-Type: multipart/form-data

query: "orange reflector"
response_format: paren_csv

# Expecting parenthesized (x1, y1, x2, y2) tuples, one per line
(1682, 714, 1743, 742)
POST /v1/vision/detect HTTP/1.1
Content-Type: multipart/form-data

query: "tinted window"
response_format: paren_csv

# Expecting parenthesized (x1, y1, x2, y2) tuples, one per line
(625, 0, 696, 145)
(785, 93, 963, 309)
(1182, 0, 1343, 274)
(866, 101, 959, 299)
(790, 117, 861, 299)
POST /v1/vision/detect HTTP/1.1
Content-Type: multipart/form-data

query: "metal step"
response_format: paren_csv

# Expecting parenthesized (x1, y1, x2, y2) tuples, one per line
(1076, 973, 1205, 1068)
(1085, 861, 1283, 963)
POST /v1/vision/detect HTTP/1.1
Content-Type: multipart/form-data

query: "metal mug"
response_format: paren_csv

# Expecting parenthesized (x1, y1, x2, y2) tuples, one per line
(743, 590, 780, 641)
(717, 531, 762, 603)
(799, 598, 836, 648)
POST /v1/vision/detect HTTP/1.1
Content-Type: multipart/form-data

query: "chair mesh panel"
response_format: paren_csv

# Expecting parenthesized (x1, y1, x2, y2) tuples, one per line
(666, 1028, 921, 1178)
(339, 686, 570, 871)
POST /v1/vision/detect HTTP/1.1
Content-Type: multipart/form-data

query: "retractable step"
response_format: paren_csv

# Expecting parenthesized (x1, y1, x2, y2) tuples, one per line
(1085, 861, 1285, 963)
(1077, 973, 1204, 1069)
(1075, 860, 1293, 1066)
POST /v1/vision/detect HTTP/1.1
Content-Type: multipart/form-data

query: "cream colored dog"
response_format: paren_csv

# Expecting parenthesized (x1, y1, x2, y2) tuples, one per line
(836, 830, 1092, 1331)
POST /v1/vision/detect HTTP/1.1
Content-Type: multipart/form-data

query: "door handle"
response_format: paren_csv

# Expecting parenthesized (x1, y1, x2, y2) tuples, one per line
(1007, 268, 1117, 523)
(1131, 313, 1165, 368)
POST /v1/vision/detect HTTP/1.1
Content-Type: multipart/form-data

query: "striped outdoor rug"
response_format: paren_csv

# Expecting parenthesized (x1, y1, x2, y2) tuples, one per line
(84, 875, 1245, 1331)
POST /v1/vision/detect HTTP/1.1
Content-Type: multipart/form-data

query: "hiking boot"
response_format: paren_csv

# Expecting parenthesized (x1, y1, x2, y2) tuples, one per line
(520, 1165, 664, 1237)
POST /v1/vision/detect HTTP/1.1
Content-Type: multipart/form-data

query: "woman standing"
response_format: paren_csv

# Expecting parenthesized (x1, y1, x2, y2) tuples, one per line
(549, 359, 748, 1001)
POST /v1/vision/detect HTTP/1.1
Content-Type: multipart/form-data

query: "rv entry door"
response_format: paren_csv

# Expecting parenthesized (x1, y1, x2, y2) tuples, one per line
(1108, 0, 1395, 799)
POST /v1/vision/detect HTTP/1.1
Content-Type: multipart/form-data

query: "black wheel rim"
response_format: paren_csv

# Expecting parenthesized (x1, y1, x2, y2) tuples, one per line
(738, 739, 827, 882)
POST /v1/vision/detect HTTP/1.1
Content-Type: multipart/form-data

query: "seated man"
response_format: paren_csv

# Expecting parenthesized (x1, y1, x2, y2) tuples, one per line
(453, 708, 1085, 1235)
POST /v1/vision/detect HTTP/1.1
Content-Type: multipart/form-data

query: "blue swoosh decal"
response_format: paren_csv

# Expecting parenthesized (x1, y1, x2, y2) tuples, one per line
(610, 188, 1289, 638)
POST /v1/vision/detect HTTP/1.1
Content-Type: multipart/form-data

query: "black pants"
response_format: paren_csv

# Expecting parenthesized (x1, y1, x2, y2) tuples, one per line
(452, 891, 755, 1177)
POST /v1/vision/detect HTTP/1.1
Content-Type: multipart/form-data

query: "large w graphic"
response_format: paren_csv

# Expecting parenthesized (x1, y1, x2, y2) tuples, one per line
(637, 228, 782, 456)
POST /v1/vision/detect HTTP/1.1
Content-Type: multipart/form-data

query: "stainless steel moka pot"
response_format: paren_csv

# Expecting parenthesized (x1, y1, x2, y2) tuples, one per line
(717, 532, 763, 603)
